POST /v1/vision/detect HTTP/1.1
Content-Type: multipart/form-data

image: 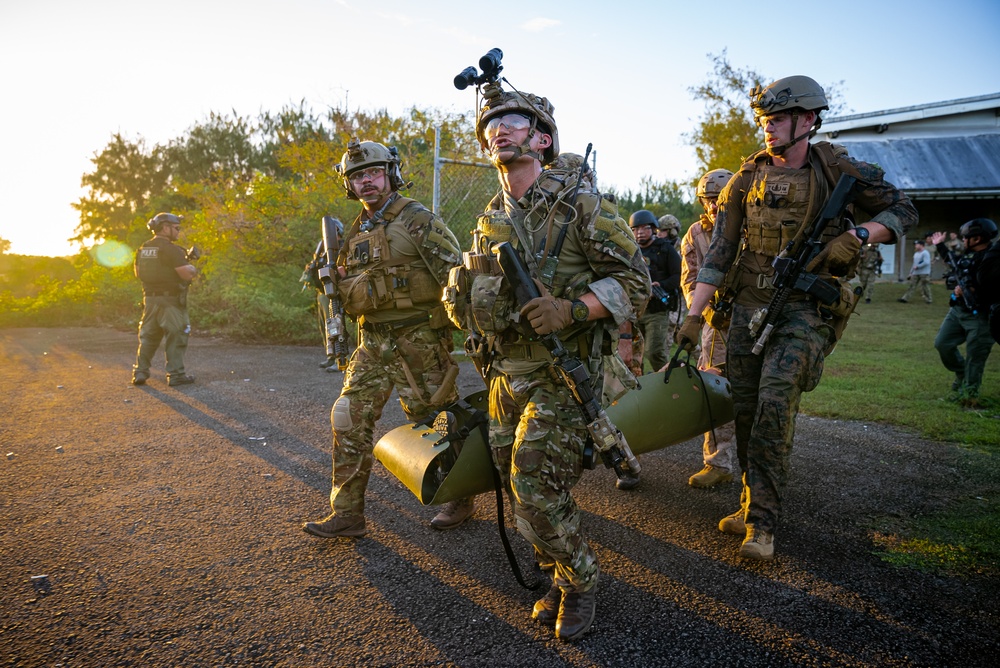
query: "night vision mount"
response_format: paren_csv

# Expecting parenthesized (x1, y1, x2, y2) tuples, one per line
(453, 48, 504, 90)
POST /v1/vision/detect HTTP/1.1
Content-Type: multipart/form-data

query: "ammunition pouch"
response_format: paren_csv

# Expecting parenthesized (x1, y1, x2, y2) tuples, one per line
(820, 278, 862, 355)
(339, 271, 389, 316)
(469, 273, 515, 336)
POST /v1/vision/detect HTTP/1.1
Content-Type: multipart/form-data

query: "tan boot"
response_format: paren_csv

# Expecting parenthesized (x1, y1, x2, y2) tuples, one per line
(739, 527, 774, 561)
(688, 465, 733, 488)
(430, 497, 475, 530)
(531, 584, 562, 626)
(302, 513, 367, 538)
(556, 585, 597, 641)
(718, 509, 746, 535)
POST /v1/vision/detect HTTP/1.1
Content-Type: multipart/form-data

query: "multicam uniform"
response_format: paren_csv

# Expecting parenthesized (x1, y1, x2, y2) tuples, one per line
(328, 193, 462, 518)
(681, 213, 737, 474)
(445, 166, 650, 595)
(857, 243, 881, 302)
(698, 142, 917, 536)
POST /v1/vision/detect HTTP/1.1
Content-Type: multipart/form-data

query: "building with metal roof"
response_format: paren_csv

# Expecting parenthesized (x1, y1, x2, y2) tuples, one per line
(817, 93, 1000, 278)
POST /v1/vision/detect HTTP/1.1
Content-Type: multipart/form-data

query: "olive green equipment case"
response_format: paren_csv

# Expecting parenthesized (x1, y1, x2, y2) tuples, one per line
(373, 368, 734, 505)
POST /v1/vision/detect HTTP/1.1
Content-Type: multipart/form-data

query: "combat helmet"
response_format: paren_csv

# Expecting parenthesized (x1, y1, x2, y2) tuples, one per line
(750, 75, 829, 117)
(658, 214, 681, 233)
(629, 210, 659, 229)
(476, 86, 559, 166)
(749, 75, 829, 154)
(696, 169, 734, 199)
(147, 212, 182, 232)
(960, 218, 998, 242)
(336, 138, 406, 200)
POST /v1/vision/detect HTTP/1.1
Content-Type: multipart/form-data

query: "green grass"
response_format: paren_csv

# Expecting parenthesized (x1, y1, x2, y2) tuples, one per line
(801, 279, 1000, 576)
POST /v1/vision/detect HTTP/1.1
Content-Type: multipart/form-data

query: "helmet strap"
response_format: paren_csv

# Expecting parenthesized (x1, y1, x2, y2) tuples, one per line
(769, 110, 816, 156)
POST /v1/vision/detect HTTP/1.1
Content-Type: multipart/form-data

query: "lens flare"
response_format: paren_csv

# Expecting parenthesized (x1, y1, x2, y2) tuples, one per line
(92, 240, 133, 268)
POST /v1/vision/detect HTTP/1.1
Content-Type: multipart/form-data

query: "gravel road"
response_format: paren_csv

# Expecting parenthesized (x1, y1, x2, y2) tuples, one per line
(2, 327, 997, 667)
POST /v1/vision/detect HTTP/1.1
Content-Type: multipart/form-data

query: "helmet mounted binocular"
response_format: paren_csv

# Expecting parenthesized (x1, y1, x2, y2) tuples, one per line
(453, 48, 503, 90)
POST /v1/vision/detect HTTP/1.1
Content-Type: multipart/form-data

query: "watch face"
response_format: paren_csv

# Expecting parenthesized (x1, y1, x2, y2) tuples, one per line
(856, 228, 869, 243)
(572, 300, 589, 323)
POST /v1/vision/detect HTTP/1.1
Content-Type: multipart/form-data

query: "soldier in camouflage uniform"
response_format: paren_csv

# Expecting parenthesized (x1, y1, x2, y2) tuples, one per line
(303, 139, 469, 539)
(443, 82, 649, 641)
(857, 242, 882, 303)
(657, 214, 685, 348)
(681, 169, 738, 489)
(677, 76, 917, 561)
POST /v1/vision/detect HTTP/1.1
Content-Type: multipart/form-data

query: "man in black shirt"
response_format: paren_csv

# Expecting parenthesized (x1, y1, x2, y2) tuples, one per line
(132, 212, 197, 386)
(627, 210, 681, 374)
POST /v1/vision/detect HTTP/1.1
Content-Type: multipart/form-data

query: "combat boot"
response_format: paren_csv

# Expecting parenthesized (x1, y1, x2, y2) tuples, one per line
(302, 513, 367, 538)
(430, 497, 475, 530)
(556, 584, 597, 641)
(739, 527, 774, 561)
(615, 470, 640, 491)
(718, 509, 746, 535)
(131, 371, 149, 386)
(531, 584, 562, 626)
(688, 465, 733, 489)
(168, 373, 196, 387)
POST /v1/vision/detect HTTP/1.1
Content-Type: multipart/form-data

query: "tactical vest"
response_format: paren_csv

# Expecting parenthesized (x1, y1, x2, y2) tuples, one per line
(337, 197, 443, 317)
(135, 237, 185, 295)
(445, 169, 625, 340)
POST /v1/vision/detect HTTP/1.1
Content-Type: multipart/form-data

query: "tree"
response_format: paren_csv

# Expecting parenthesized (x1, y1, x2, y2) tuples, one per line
(611, 176, 700, 231)
(72, 133, 170, 247)
(0, 236, 10, 254)
(686, 51, 849, 178)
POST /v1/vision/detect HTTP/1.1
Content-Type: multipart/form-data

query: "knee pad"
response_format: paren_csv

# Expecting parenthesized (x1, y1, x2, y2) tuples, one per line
(332, 396, 354, 431)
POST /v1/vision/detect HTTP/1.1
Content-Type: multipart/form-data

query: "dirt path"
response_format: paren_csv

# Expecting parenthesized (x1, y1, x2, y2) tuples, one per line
(2, 327, 997, 667)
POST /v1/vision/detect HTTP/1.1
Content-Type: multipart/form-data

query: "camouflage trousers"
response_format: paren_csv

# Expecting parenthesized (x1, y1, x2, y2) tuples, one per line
(699, 324, 736, 473)
(858, 267, 876, 301)
(133, 295, 190, 380)
(487, 365, 599, 594)
(329, 322, 458, 517)
(726, 302, 831, 535)
(901, 275, 932, 303)
(636, 309, 671, 373)
(934, 306, 995, 397)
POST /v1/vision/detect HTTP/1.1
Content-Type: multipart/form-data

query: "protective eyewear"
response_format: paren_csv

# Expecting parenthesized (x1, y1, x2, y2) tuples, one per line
(484, 113, 532, 139)
(348, 166, 386, 184)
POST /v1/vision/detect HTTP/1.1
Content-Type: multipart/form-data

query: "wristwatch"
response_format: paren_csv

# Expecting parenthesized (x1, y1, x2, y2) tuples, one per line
(570, 299, 589, 323)
(854, 227, 870, 244)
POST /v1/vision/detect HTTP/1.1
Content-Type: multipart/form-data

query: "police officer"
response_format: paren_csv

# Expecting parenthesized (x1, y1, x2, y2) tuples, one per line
(681, 169, 738, 489)
(628, 210, 681, 375)
(444, 79, 649, 640)
(302, 139, 472, 538)
(677, 75, 918, 561)
(131, 212, 197, 387)
(931, 219, 998, 407)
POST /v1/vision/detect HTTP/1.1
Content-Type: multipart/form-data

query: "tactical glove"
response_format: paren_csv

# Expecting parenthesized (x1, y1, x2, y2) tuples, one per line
(675, 314, 704, 353)
(805, 231, 861, 277)
(520, 280, 573, 335)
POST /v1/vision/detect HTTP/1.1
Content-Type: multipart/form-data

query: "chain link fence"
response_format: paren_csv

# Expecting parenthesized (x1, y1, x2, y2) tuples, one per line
(432, 127, 496, 251)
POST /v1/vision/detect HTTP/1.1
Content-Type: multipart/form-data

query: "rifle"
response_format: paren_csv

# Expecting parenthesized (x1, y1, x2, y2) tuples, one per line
(937, 244, 979, 314)
(495, 241, 641, 480)
(318, 215, 349, 370)
(748, 174, 857, 355)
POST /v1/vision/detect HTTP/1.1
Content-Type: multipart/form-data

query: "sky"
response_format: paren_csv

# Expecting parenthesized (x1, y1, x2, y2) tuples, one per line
(1, 0, 999, 257)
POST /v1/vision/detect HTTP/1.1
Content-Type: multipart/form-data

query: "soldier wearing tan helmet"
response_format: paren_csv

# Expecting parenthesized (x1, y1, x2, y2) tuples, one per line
(681, 168, 738, 490)
(445, 65, 650, 641)
(677, 75, 918, 561)
(302, 138, 473, 538)
(657, 214, 682, 249)
(131, 212, 198, 387)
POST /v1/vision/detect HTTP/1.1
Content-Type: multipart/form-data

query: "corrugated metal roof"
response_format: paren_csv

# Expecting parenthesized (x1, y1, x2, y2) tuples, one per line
(823, 92, 1000, 133)
(832, 135, 1000, 198)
